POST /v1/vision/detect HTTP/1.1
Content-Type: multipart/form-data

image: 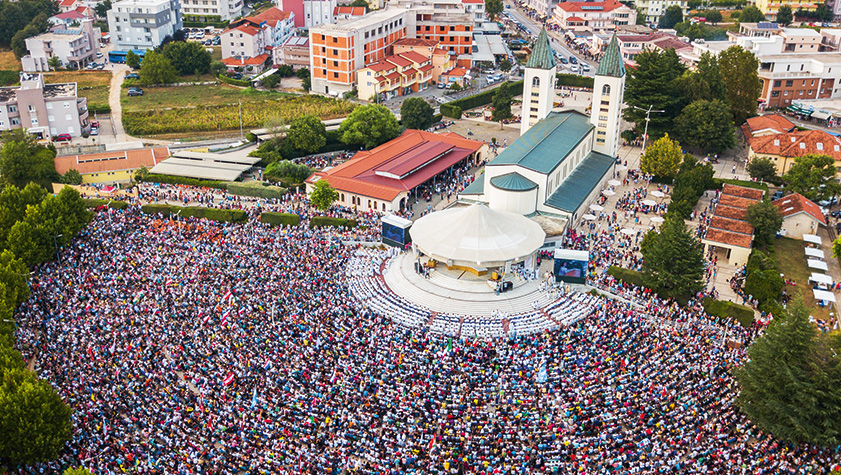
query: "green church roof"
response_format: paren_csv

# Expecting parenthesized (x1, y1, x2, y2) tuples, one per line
(490, 172, 538, 192)
(596, 32, 625, 78)
(525, 27, 556, 70)
(486, 110, 593, 175)
(544, 151, 616, 214)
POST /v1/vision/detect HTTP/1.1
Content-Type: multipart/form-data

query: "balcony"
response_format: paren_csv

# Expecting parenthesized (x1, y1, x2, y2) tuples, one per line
(758, 69, 815, 79)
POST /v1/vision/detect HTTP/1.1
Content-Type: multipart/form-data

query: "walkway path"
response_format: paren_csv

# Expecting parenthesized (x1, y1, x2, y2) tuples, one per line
(107, 63, 134, 143)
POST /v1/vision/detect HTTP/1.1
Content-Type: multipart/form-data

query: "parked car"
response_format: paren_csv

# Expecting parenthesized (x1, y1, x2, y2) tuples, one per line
(90, 127, 99, 136)
(570, 65, 579, 73)
(125, 73, 139, 79)
(569, 56, 577, 64)
(581, 63, 590, 72)
(127, 87, 144, 96)
(53, 133, 72, 142)
(772, 190, 784, 200)
(96, 52, 103, 58)
(230, 73, 243, 80)
(204, 39, 212, 45)
(437, 82, 446, 89)
(212, 38, 221, 45)
(483, 69, 494, 74)
(559, 57, 568, 64)
(90, 120, 99, 128)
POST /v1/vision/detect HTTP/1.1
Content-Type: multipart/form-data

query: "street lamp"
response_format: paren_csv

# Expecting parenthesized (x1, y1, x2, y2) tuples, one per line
(51, 234, 64, 266)
(633, 105, 664, 154)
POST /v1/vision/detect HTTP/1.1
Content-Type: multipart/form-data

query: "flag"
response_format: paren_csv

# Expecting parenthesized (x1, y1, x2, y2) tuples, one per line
(251, 385, 257, 409)
(102, 414, 107, 437)
(84, 302, 91, 313)
(536, 360, 548, 384)
(165, 278, 174, 286)
(223, 372, 235, 386)
(87, 347, 95, 361)
(199, 396, 205, 413)
(263, 358, 272, 371)
(221, 310, 230, 326)
(222, 290, 233, 302)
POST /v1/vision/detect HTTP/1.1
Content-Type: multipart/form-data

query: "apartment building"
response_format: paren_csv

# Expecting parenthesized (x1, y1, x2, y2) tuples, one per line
(395, 0, 473, 63)
(525, 0, 559, 19)
(50, 8, 94, 28)
(462, 0, 485, 28)
(551, 0, 636, 32)
(22, 19, 101, 72)
(634, 0, 688, 25)
(302, 0, 335, 27)
(221, 8, 295, 60)
(755, 0, 820, 21)
(107, 0, 182, 50)
(334, 6, 366, 22)
(310, 8, 409, 95)
(275, 35, 309, 68)
(357, 51, 433, 100)
(392, 38, 454, 83)
(0, 74, 89, 139)
(182, 0, 243, 22)
(590, 31, 689, 66)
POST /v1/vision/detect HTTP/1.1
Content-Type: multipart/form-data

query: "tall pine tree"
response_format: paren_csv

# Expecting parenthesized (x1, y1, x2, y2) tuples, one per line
(641, 216, 705, 299)
(622, 49, 686, 140)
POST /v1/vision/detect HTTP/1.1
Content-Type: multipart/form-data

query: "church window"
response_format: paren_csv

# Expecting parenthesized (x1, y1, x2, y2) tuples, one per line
(599, 116, 608, 121)
(532, 76, 540, 87)
(602, 84, 610, 94)
(597, 138, 605, 143)
(601, 100, 609, 105)
(597, 131, 606, 135)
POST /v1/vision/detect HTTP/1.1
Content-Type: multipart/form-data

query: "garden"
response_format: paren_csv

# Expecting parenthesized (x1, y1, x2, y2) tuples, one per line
(44, 71, 112, 113)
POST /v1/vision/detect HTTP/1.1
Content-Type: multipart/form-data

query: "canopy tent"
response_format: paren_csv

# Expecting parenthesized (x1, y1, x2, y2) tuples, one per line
(608, 179, 621, 187)
(808, 259, 829, 271)
(650, 190, 665, 198)
(805, 247, 825, 259)
(813, 289, 836, 303)
(589, 204, 604, 212)
(810, 273, 833, 285)
(410, 203, 545, 267)
(650, 216, 664, 223)
(641, 199, 657, 206)
(581, 214, 597, 221)
(803, 234, 822, 245)
(621, 228, 636, 235)
(811, 110, 831, 120)
(602, 189, 615, 196)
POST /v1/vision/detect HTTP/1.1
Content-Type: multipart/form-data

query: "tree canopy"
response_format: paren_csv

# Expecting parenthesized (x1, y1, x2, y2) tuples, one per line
(126, 50, 141, 69)
(338, 104, 401, 149)
(718, 45, 762, 125)
(139, 50, 177, 85)
(659, 5, 683, 28)
(161, 40, 211, 76)
(485, 0, 503, 21)
(309, 179, 338, 210)
(740, 5, 766, 22)
(491, 81, 513, 123)
(622, 48, 686, 139)
(641, 216, 705, 300)
(640, 134, 683, 179)
(705, 9, 722, 24)
(400, 97, 435, 131)
(0, 130, 59, 189)
(675, 99, 735, 153)
(776, 5, 793, 25)
(746, 157, 778, 182)
(782, 154, 841, 201)
(287, 115, 327, 154)
(746, 200, 783, 245)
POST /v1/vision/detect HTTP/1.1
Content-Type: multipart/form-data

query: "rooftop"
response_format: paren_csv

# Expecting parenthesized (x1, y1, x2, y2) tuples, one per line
(315, 8, 408, 32)
(393, 38, 439, 47)
(525, 27, 555, 70)
(773, 192, 826, 224)
(744, 114, 795, 135)
(282, 35, 309, 47)
(544, 151, 615, 214)
(749, 128, 841, 159)
(597, 32, 625, 78)
(54, 147, 169, 175)
(556, 0, 627, 12)
(702, 184, 762, 248)
(490, 172, 537, 192)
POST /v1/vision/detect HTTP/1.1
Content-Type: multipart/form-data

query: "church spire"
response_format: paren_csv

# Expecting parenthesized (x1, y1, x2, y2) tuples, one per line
(525, 27, 556, 70)
(596, 32, 625, 78)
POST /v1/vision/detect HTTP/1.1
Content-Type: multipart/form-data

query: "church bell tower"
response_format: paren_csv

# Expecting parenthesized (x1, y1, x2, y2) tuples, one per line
(520, 27, 556, 136)
(590, 32, 625, 157)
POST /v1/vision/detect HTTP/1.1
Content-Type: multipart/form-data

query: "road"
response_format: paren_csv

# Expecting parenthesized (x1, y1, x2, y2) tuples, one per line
(502, 1, 596, 78)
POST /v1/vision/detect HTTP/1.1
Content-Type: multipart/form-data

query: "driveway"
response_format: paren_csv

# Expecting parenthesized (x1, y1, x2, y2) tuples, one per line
(106, 63, 137, 143)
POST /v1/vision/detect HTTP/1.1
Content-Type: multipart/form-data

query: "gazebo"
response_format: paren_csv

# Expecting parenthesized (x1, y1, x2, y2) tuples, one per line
(409, 202, 546, 272)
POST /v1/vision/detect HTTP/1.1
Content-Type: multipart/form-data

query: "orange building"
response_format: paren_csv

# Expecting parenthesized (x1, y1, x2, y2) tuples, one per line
(358, 50, 434, 100)
(392, 38, 455, 85)
(412, 12, 473, 68)
(310, 8, 409, 96)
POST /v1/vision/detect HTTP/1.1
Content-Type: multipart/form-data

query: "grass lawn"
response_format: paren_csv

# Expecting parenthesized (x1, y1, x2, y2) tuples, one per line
(121, 83, 294, 111)
(0, 49, 20, 71)
(44, 71, 113, 112)
(774, 237, 832, 320)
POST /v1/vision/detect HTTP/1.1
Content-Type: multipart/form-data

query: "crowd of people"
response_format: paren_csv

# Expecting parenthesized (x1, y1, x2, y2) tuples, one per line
(9, 199, 841, 475)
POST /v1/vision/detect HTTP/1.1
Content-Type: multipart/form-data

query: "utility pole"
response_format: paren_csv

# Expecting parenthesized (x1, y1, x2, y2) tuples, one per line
(238, 100, 244, 141)
(633, 105, 664, 154)
(51, 234, 64, 266)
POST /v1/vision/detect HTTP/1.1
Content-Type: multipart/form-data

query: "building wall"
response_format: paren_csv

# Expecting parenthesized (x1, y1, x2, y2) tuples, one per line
(182, 0, 243, 21)
(636, 0, 688, 24)
(81, 169, 136, 184)
(107, 0, 182, 50)
(591, 73, 624, 157)
(303, 0, 336, 27)
(414, 21, 472, 56)
(222, 29, 263, 58)
(521, 66, 555, 135)
(755, 0, 819, 18)
(781, 213, 821, 240)
(278, 0, 306, 27)
(487, 186, 538, 215)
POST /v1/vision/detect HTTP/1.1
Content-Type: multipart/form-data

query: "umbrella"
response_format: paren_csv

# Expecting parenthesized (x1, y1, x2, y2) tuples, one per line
(589, 204, 604, 212)
(650, 216, 665, 223)
(582, 214, 597, 221)
(602, 190, 616, 196)
(616, 165, 627, 171)
(641, 199, 657, 207)
(608, 179, 621, 187)
(621, 228, 636, 235)
(650, 190, 665, 198)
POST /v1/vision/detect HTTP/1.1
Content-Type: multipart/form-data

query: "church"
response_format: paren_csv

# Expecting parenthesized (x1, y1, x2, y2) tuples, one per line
(461, 28, 625, 223)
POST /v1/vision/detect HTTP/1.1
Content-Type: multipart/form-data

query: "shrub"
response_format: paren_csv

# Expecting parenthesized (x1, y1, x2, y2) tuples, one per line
(440, 104, 462, 119)
(84, 199, 129, 210)
(444, 80, 524, 112)
(555, 73, 594, 89)
(607, 266, 645, 287)
(226, 181, 287, 199)
(703, 297, 755, 327)
(245, 132, 257, 143)
(432, 113, 443, 123)
(712, 178, 769, 192)
(0, 70, 19, 86)
(217, 75, 251, 87)
(260, 212, 300, 226)
(309, 216, 357, 228)
(140, 204, 247, 222)
(137, 173, 229, 190)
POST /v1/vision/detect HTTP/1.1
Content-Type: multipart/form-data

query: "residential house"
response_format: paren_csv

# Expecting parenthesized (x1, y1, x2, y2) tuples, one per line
(22, 19, 101, 72)
(357, 50, 433, 100)
(392, 38, 453, 84)
(634, 0, 688, 25)
(50, 9, 93, 28)
(182, 0, 243, 22)
(773, 192, 826, 239)
(0, 73, 89, 139)
(333, 6, 366, 22)
(221, 8, 295, 67)
(551, 0, 637, 33)
(275, 35, 309, 69)
(462, 0, 485, 29)
(439, 66, 469, 86)
(747, 128, 841, 175)
(58, 0, 84, 13)
(54, 147, 170, 184)
(107, 0, 182, 50)
(755, 0, 820, 21)
(740, 114, 796, 138)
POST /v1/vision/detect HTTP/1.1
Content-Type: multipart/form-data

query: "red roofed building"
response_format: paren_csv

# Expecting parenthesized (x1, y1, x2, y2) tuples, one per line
(747, 128, 841, 175)
(551, 1, 637, 32)
(742, 114, 796, 138)
(306, 130, 488, 213)
(773, 192, 826, 239)
(701, 184, 764, 265)
(392, 38, 454, 83)
(440, 66, 470, 87)
(358, 52, 435, 101)
(333, 6, 366, 20)
(54, 147, 170, 184)
(57, 0, 82, 13)
(590, 32, 691, 67)
(222, 7, 295, 65)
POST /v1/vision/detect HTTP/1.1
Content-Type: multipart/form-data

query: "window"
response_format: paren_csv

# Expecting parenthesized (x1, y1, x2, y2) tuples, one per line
(333, 72, 338, 78)
(774, 80, 781, 87)
(771, 91, 779, 97)
(30, 117, 37, 125)
(11, 118, 18, 125)
(599, 115, 608, 121)
(532, 76, 540, 87)
(785, 80, 793, 87)
(602, 84, 610, 94)
(9, 106, 16, 113)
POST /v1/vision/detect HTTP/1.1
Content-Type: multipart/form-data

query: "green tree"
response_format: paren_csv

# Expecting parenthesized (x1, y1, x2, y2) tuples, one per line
(705, 9, 723, 24)
(675, 99, 735, 153)
(0, 343, 24, 373)
(450, 82, 462, 92)
(210, 60, 226, 77)
(64, 468, 96, 475)
(485, 0, 504, 21)
(659, 5, 684, 28)
(126, 49, 141, 69)
(622, 48, 686, 139)
(338, 104, 400, 149)
(782, 154, 841, 201)
(0, 129, 59, 189)
(815, 2, 833, 21)
(139, 50, 177, 85)
(400, 97, 435, 131)
(94, 0, 111, 17)
(264, 160, 313, 183)
(736, 298, 841, 445)
(287, 115, 327, 154)
(776, 5, 793, 25)
(297, 67, 311, 91)
(161, 40, 212, 76)
(350, 0, 369, 10)
(491, 81, 512, 124)
(499, 58, 512, 72)
(746, 200, 783, 245)
(47, 56, 60, 71)
(0, 368, 73, 466)
(718, 45, 762, 125)
(641, 216, 705, 299)
(10, 23, 40, 59)
(309, 179, 338, 210)
(277, 64, 294, 77)
(261, 73, 280, 89)
(640, 133, 683, 179)
(746, 157, 778, 182)
(740, 5, 766, 22)
(0, 182, 47, 246)
(675, 52, 727, 106)
(60, 168, 83, 185)
(0, 249, 31, 308)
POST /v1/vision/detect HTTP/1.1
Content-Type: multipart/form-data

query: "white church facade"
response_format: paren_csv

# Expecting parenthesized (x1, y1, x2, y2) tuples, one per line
(461, 29, 626, 223)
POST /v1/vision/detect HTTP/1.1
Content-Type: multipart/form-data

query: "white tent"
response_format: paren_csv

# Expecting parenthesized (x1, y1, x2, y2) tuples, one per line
(410, 203, 545, 267)
(808, 259, 829, 271)
(803, 234, 822, 245)
(813, 289, 836, 303)
(805, 248, 824, 259)
(589, 204, 604, 212)
(650, 190, 665, 198)
(810, 273, 833, 285)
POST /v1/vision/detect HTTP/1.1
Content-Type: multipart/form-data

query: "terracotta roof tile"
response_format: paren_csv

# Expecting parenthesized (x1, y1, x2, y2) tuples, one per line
(393, 38, 439, 47)
(714, 204, 748, 221)
(749, 129, 841, 160)
(221, 54, 269, 66)
(773, 192, 826, 225)
(247, 7, 292, 27)
(54, 147, 169, 175)
(745, 114, 795, 135)
(398, 50, 429, 64)
(722, 184, 764, 201)
(710, 215, 754, 235)
(386, 55, 413, 67)
(557, 0, 627, 12)
(704, 228, 753, 248)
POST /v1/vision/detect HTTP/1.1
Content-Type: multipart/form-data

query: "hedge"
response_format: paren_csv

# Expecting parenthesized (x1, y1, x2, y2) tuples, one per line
(713, 178, 769, 193)
(432, 113, 443, 123)
(226, 182, 287, 199)
(183, 20, 228, 28)
(555, 73, 594, 89)
(88, 104, 111, 114)
(84, 198, 129, 209)
(217, 75, 252, 87)
(703, 297, 755, 327)
(309, 216, 357, 228)
(444, 80, 524, 112)
(607, 266, 645, 288)
(140, 204, 247, 222)
(139, 173, 229, 190)
(0, 70, 18, 87)
(260, 212, 300, 226)
(440, 104, 462, 119)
